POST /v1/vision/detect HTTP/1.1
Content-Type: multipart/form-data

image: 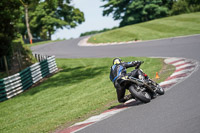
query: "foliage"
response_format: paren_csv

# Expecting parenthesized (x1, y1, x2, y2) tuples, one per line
(16, 0, 40, 39)
(0, 0, 21, 56)
(0, 0, 36, 74)
(162, 0, 174, 9)
(185, 0, 200, 5)
(16, 0, 85, 40)
(0, 0, 84, 74)
(102, 0, 171, 27)
(0, 33, 36, 76)
(13, 36, 36, 64)
(171, 0, 200, 15)
(20, 0, 85, 40)
(171, 0, 190, 15)
(6, 35, 36, 75)
(102, 0, 200, 27)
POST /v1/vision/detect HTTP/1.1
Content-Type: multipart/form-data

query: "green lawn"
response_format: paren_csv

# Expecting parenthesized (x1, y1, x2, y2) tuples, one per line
(0, 57, 174, 133)
(88, 12, 200, 43)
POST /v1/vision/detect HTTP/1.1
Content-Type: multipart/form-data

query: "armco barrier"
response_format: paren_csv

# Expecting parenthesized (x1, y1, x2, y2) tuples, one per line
(0, 56, 58, 102)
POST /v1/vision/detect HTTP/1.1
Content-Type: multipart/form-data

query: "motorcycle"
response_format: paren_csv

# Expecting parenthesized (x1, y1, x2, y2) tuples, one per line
(117, 61, 165, 103)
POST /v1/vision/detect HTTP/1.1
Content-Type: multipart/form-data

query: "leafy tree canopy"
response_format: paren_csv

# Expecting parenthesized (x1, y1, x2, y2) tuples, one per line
(1, 0, 85, 56)
(0, 0, 21, 56)
(17, 0, 85, 40)
(102, 0, 173, 27)
(171, 0, 200, 15)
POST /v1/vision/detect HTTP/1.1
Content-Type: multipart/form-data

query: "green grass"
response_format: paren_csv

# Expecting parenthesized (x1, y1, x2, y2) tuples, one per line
(88, 12, 200, 43)
(0, 57, 174, 133)
(24, 40, 62, 48)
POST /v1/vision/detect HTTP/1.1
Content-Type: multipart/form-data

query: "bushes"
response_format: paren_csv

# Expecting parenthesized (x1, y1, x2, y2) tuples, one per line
(11, 36, 36, 72)
(171, 0, 200, 15)
(0, 36, 36, 78)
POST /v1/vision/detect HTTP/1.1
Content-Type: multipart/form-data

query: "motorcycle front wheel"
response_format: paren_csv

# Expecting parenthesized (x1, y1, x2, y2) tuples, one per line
(129, 85, 151, 103)
(149, 79, 165, 95)
(156, 84, 165, 95)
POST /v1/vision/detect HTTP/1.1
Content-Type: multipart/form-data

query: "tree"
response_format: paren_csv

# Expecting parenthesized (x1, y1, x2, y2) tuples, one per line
(171, 0, 189, 15)
(30, 0, 85, 40)
(19, 0, 39, 43)
(171, 0, 200, 15)
(162, 0, 174, 9)
(102, 0, 170, 27)
(185, 0, 200, 5)
(0, 0, 21, 75)
(0, 0, 21, 56)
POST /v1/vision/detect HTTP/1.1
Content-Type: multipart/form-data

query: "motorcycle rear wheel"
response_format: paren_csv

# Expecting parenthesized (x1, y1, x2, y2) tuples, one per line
(129, 85, 151, 103)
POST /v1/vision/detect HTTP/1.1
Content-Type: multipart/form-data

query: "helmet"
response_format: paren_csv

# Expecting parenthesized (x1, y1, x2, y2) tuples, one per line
(113, 58, 122, 65)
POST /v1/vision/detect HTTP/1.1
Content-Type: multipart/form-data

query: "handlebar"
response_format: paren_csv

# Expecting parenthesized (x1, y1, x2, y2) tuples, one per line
(135, 61, 144, 69)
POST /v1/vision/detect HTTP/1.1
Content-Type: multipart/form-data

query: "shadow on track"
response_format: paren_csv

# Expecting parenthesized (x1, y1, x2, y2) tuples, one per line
(108, 100, 142, 111)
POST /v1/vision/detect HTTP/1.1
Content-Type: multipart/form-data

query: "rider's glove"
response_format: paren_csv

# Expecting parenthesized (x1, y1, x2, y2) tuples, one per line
(135, 61, 141, 65)
(134, 61, 142, 69)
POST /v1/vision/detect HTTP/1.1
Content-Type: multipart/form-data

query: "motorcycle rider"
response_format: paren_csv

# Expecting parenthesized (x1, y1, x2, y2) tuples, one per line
(109, 58, 144, 103)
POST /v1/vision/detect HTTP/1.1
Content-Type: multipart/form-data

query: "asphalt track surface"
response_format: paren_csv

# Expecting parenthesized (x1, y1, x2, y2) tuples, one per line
(32, 35, 200, 133)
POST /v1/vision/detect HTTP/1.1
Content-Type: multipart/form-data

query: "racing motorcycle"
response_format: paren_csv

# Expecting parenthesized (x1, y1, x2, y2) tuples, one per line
(118, 61, 164, 103)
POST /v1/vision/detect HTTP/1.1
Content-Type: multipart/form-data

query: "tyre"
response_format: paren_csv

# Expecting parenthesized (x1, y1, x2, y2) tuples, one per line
(156, 85, 165, 95)
(129, 85, 151, 103)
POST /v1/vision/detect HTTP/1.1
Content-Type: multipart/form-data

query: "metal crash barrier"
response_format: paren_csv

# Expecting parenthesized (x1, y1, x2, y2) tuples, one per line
(0, 56, 58, 102)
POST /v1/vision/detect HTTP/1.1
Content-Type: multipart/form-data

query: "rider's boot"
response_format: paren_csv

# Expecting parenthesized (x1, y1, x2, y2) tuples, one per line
(124, 94, 134, 101)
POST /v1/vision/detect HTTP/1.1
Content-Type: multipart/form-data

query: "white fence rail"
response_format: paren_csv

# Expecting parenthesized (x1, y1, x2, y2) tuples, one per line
(0, 56, 58, 102)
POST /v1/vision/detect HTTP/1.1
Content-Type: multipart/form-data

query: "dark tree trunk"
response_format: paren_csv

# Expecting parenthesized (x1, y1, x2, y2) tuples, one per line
(48, 30, 51, 40)
(3, 56, 9, 76)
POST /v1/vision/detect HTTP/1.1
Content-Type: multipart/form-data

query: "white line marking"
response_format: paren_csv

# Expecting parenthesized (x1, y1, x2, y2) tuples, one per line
(74, 108, 126, 126)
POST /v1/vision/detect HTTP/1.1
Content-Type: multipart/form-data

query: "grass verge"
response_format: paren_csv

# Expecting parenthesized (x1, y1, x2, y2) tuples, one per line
(88, 12, 200, 43)
(24, 40, 62, 48)
(0, 57, 174, 133)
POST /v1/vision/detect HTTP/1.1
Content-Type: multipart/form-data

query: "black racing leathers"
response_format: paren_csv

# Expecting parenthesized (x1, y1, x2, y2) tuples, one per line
(110, 61, 142, 103)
